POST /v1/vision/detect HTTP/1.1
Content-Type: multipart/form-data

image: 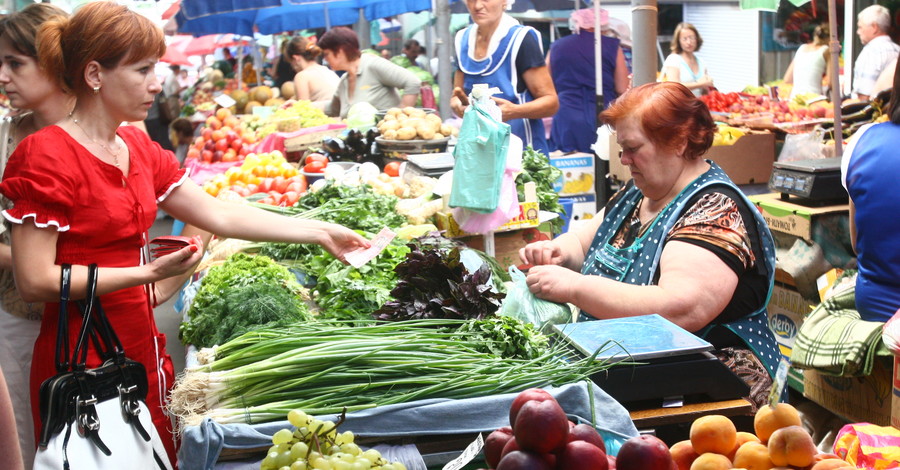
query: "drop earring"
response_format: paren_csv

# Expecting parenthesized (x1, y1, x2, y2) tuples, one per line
(93, 86, 100, 94)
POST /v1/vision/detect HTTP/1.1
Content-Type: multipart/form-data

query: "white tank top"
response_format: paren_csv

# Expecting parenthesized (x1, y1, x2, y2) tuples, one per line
(790, 45, 827, 97)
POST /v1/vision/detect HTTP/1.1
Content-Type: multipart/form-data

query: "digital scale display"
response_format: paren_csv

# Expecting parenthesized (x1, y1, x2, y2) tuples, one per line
(768, 157, 847, 203)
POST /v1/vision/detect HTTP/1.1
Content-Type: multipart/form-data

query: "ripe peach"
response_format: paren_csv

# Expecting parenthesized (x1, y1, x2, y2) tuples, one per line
(496, 450, 552, 470)
(689, 415, 737, 455)
(809, 458, 854, 470)
(727, 432, 762, 460)
(558, 440, 609, 470)
(484, 427, 514, 468)
(568, 423, 607, 453)
(754, 403, 801, 443)
(732, 441, 773, 470)
(689, 453, 731, 470)
(669, 440, 700, 470)
(767, 425, 817, 468)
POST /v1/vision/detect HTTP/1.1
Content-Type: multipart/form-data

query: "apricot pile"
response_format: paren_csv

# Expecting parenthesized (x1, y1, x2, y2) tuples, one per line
(667, 403, 854, 470)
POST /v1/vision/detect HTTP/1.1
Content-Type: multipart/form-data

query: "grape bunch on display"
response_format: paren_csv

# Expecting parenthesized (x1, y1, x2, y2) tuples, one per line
(260, 409, 408, 470)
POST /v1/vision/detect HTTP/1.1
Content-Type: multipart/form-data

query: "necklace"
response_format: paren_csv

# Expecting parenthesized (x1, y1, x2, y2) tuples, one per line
(69, 112, 122, 168)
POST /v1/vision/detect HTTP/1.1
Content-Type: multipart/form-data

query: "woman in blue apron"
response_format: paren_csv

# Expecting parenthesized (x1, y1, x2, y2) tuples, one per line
(450, 0, 558, 156)
(520, 82, 782, 410)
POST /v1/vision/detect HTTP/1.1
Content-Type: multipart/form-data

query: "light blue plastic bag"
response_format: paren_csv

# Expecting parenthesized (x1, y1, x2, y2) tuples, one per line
(449, 93, 510, 213)
(499, 266, 573, 333)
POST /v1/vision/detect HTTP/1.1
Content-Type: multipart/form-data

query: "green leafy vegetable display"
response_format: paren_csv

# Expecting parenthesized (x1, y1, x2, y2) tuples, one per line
(180, 253, 311, 348)
(375, 245, 505, 321)
(449, 316, 549, 360)
(516, 146, 564, 234)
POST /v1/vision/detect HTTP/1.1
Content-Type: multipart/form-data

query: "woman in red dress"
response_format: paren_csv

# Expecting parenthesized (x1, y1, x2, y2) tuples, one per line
(0, 2, 369, 467)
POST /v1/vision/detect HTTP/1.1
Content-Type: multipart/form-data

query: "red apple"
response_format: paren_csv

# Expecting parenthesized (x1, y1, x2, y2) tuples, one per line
(568, 423, 607, 453)
(508, 388, 555, 428)
(558, 440, 609, 470)
(615, 435, 675, 470)
(484, 427, 515, 469)
(496, 451, 552, 470)
(513, 399, 570, 454)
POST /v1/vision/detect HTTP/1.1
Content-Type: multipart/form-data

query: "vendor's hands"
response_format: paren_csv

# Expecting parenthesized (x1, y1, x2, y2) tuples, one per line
(451, 87, 469, 117)
(519, 240, 565, 267)
(319, 224, 370, 264)
(491, 96, 517, 122)
(524, 264, 580, 304)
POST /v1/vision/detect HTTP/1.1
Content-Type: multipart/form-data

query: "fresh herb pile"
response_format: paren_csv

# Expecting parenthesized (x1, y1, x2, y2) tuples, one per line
(374, 245, 505, 321)
(448, 315, 549, 360)
(252, 182, 406, 234)
(516, 146, 565, 234)
(180, 253, 311, 348)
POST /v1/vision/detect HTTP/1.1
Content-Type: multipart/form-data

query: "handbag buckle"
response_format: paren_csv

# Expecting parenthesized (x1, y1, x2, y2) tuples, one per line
(76, 395, 100, 434)
(118, 384, 141, 417)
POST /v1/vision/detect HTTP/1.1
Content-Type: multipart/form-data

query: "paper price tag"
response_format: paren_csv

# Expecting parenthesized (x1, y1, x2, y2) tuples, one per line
(442, 433, 484, 470)
(344, 227, 396, 268)
(213, 93, 236, 109)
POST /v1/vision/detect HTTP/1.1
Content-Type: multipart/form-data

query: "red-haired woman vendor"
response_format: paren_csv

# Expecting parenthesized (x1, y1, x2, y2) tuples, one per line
(520, 82, 781, 409)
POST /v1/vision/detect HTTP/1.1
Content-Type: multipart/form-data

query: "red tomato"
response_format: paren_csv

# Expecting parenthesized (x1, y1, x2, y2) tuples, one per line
(303, 161, 326, 173)
(384, 161, 401, 177)
(246, 183, 260, 194)
(272, 176, 289, 193)
(286, 181, 305, 194)
(258, 177, 274, 193)
(305, 153, 329, 165)
(279, 191, 301, 207)
(259, 196, 276, 205)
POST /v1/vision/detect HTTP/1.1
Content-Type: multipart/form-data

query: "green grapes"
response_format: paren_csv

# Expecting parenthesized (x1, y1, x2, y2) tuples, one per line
(259, 409, 407, 470)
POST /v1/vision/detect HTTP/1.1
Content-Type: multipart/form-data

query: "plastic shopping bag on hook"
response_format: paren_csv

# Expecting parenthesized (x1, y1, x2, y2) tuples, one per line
(499, 266, 574, 333)
(453, 134, 523, 234)
(449, 86, 511, 213)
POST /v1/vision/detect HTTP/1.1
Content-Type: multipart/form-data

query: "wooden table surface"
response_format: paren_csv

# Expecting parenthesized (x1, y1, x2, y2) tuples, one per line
(629, 398, 753, 428)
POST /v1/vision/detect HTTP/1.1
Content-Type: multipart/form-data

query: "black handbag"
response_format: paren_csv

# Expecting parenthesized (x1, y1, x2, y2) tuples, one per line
(34, 264, 171, 470)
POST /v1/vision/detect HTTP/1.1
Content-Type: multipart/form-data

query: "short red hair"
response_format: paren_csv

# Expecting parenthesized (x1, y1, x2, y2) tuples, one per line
(38, 1, 165, 96)
(600, 82, 715, 160)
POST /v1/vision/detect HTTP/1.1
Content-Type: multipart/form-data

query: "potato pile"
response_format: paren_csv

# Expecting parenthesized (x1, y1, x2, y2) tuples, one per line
(378, 107, 458, 141)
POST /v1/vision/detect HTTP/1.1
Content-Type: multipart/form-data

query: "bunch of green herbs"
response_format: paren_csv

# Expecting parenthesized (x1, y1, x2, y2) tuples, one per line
(516, 146, 565, 234)
(180, 253, 311, 348)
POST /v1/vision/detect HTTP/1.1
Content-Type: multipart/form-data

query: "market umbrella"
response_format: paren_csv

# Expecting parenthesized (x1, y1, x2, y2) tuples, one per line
(160, 44, 194, 66)
(175, 0, 432, 36)
(169, 33, 249, 57)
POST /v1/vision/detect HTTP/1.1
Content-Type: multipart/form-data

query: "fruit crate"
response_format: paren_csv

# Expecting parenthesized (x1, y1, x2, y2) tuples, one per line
(282, 123, 346, 154)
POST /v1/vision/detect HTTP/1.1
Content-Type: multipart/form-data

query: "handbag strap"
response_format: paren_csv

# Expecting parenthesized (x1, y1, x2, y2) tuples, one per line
(55, 264, 73, 373)
(71, 264, 104, 370)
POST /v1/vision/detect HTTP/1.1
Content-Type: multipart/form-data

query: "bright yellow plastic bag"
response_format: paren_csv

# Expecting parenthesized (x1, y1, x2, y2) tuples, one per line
(834, 423, 900, 469)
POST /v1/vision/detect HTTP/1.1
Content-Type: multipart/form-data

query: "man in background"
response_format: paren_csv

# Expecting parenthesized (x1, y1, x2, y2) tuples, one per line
(402, 39, 429, 70)
(853, 4, 899, 100)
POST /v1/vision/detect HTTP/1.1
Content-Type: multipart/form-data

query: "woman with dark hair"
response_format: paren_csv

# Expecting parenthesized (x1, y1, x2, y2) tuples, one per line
(0, 4, 70, 466)
(662, 22, 713, 96)
(783, 24, 831, 98)
(286, 35, 339, 110)
(841, 58, 900, 322)
(317, 26, 420, 118)
(0, 3, 368, 465)
(520, 82, 780, 410)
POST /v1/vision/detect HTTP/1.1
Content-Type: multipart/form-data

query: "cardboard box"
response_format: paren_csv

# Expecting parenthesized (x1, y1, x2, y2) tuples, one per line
(749, 192, 849, 242)
(768, 269, 815, 391)
(803, 355, 895, 426)
(458, 227, 551, 270)
(549, 152, 596, 195)
(608, 131, 776, 185)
